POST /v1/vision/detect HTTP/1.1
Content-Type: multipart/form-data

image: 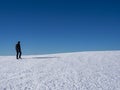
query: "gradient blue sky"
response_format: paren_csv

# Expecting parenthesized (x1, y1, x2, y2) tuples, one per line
(0, 0, 120, 55)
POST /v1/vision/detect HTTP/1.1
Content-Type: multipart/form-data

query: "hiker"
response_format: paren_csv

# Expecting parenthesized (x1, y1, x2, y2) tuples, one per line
(15, 41, 22, 59)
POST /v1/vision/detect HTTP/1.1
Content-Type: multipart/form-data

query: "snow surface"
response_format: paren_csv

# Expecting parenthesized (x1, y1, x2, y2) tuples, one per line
(0, 51, 120, 90)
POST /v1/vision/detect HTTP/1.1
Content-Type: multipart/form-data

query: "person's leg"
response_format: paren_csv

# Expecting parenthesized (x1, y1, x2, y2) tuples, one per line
(16, 51, 18, 59)
(19, 51, 22, 59)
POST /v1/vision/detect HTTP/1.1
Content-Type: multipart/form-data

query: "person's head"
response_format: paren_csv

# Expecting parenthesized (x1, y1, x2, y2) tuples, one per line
(18, 41, 20, 44)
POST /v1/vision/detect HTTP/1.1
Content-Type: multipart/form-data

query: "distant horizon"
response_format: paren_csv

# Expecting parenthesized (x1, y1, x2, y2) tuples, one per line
(1, 49, 120, 56)
(0, 0, 120, 55)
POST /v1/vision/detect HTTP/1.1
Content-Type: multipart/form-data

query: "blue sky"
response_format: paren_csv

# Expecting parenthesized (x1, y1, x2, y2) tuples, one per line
(0, 0, 120, 55)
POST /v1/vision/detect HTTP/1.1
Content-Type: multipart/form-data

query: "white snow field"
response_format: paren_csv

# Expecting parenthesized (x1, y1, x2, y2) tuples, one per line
(0, 51, 120, 90)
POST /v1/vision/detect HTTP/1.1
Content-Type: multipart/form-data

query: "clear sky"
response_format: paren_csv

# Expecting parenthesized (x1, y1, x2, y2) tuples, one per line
(0, 0, 120, 55)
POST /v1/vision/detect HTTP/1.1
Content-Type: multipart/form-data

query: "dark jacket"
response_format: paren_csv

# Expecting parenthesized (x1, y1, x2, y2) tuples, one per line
(16, 43, 21, 52)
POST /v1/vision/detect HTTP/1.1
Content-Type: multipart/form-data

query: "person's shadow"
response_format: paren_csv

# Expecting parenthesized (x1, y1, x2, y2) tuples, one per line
(21, 56, 60, 60)
(32, 56, 59, 59)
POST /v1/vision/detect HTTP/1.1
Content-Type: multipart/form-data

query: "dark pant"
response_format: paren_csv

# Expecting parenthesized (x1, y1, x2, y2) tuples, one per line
(16, 51, 22, 59)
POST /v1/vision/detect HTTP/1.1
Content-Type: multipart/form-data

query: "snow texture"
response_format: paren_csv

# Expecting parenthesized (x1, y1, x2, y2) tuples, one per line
(0, 51, 120, 90)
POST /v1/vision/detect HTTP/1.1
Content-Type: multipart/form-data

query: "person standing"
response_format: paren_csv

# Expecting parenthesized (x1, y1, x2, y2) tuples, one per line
(15, 41, 22, 59)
